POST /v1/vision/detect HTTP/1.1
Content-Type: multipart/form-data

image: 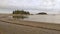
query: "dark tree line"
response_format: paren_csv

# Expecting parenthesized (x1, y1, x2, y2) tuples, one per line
(37, 12, 47, 15)
(13, 10, 30, 15)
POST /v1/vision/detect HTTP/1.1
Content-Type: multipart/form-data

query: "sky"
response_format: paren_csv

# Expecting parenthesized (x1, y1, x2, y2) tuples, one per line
(0, 0, 60, 14)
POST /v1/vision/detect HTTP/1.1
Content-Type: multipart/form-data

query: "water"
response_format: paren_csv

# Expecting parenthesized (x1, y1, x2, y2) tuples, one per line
(11, 14, 60, 24)
(23, 15, 60, 24)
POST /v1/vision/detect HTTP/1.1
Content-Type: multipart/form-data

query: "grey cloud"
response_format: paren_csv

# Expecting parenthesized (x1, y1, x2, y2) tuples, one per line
(0, 0, 60, 10)
(0, 0, 60, 14)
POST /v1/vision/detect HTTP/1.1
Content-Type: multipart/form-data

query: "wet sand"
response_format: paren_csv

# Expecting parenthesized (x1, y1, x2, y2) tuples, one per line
(1, 16, 60, 31)
(0, 14, 60, 34)
(0, 21, 60, 34)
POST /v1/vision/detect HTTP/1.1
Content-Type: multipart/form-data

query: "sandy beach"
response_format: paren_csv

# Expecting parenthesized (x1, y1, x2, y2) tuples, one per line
(1, 15, 60, 31)
(0, 14, 60, 34)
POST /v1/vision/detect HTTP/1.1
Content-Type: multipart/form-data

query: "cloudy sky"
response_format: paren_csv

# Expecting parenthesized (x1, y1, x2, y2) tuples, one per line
(0, 0, 60, 14)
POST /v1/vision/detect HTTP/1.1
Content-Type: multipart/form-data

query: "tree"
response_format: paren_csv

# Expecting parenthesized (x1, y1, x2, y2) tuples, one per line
(12, 10, 30, 15)
(37, 12, 47, 15)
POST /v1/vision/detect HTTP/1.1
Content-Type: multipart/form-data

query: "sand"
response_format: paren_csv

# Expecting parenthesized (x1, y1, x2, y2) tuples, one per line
(0, 17, 60, 31)
(0, 14, 60, 34)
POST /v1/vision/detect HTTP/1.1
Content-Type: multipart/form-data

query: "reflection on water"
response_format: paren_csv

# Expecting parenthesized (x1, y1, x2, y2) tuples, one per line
(10, 15, 60, 24)
(13, 15, 28, 20)
(23, 15, 60, 24)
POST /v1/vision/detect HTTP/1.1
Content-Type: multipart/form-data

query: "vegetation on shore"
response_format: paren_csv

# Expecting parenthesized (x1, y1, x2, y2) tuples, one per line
(36, 12, 47, 15)
(12, 10, 29, 19)
(12, 10, 48, 15)
(13, 10, 30, 15)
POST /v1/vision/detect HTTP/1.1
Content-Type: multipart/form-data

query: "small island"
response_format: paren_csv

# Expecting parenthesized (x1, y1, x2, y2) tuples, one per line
(12, 10, 30, 19)
(36, 12, 47, 15)
(13, 10, 30, 15)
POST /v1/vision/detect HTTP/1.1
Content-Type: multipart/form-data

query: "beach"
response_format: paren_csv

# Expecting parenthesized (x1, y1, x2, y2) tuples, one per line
(0, 14, 60, 34)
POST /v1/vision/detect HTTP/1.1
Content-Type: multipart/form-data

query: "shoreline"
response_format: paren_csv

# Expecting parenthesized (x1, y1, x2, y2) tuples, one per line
(0, 14, 60, 31)
(0, 18, 60, 31)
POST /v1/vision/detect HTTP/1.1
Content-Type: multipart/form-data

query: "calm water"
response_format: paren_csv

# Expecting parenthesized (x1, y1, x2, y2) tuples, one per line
(10, 15, 60, 24)
(23, 15, 60, 24)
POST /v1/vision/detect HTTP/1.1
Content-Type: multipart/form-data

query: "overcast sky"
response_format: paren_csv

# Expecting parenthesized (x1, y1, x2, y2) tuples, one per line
(0, 0, 60, 14)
